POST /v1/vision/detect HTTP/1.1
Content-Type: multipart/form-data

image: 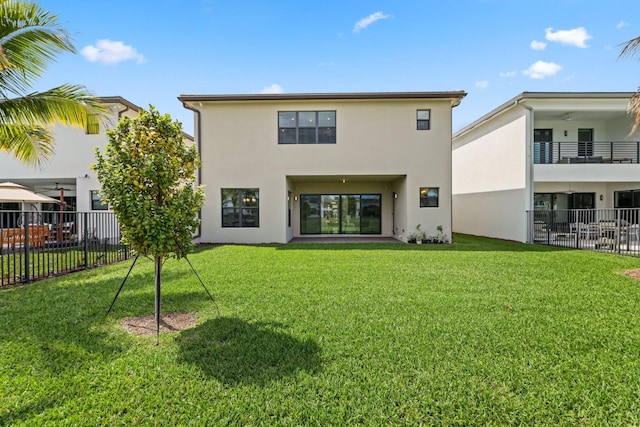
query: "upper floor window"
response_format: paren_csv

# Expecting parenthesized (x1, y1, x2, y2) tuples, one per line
(419, 187, 439, 207)
(278, 111, 336, 144)
(91, 190, 108, 210)
(221, 188, 259, 227)
(417, 110, 431, 130)
(86, 114, 99, 134)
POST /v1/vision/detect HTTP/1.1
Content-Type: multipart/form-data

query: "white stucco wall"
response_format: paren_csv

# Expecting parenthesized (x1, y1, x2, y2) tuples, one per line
(452, 106, 529, 242)
(0, 102, 138, 211)
(192, 96, 457, 244)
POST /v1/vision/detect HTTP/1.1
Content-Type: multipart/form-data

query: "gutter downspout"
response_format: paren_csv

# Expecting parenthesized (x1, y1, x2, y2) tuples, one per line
(182, 102, 202, 239)
(117, 104, 130, 119)
(517, 99, 535, 243)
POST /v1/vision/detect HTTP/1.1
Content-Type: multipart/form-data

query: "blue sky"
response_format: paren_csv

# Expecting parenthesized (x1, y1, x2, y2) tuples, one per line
(35, 0, 640, 135)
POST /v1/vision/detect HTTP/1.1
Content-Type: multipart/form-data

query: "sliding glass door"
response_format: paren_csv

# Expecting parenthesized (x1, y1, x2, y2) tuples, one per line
(300, 194, 381, 234)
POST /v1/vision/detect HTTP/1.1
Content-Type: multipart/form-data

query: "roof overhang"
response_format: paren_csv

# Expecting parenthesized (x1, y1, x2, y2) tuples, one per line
(179, 91, 467, 107)
(454, 91, 635, 140)
(98, 96, 142, 112)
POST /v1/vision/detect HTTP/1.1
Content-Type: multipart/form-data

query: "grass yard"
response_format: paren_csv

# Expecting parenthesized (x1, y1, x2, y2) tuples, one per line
(1, 235, 640, 425)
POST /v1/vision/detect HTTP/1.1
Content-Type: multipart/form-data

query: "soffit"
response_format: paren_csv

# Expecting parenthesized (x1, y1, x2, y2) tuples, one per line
(287, 174, 405, 183)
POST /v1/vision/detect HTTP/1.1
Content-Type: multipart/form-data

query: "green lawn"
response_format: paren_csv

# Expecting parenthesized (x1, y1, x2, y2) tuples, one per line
(1, 235, 640, 425)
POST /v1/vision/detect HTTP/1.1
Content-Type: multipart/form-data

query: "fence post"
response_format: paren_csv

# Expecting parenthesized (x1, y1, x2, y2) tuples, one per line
(83, 212, 89, 268)
(23, 212, 30, 283)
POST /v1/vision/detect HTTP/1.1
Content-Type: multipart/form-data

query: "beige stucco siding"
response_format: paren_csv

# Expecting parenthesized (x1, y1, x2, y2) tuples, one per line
(194, 97, 456, 243)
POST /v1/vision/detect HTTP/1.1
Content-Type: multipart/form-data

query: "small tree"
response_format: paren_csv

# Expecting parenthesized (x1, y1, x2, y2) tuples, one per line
(93, 106, 204, 342)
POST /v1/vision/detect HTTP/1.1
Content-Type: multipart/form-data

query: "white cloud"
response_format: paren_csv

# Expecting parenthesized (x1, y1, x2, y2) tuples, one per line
(617, 20, 629, 29)
(523, 60, 562, 79)
(500, 70, 517, 78)
(353, 12, 390, 33)
(475, 80, 489, 89)
(81, 39, 145, 65)
(530, 40, 547, 51)
(260, 84, 284, 94)
(545, 27, 592, 48)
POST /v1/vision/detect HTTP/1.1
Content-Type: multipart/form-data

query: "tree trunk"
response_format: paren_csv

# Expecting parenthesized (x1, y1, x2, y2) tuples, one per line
(155, 256, 162, 345)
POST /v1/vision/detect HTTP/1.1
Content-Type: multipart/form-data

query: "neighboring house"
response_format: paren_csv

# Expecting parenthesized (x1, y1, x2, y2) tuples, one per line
(0, 97, 144, 216)
(452, 92, 640, 243)
(179, 91, 466, 244)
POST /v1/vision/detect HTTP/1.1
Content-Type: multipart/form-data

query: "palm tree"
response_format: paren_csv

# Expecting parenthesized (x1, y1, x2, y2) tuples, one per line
(619, 36, 640, 134)
(0, 0, 105, 166)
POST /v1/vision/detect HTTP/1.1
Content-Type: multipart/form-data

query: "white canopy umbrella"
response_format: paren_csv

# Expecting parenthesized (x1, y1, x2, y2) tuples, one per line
(0, 182, 60, 203)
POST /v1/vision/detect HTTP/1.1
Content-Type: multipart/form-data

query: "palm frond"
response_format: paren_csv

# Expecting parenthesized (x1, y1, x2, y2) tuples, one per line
(0, 122, 53, 166)
(627, 90, 640, 135)
(0, 1, 74, 93)
(618, 36, 640, 59)
(0, 84, 108, 128)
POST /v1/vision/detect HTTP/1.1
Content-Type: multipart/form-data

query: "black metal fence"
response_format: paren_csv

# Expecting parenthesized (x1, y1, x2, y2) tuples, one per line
(527, 208, 640, 256)
(1, 210, 131, 287)
(534, 141, 640, 164)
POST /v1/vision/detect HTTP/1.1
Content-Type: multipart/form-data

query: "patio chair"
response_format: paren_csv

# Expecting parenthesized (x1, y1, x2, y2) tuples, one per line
(595, 221, 627, 249)
(533, 221, 554, 242)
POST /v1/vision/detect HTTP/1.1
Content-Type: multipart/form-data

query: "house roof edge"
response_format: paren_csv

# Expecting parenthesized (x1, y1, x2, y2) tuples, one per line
(98, 96, 142, 112)
(178, 91, 467, 104)
(454, 91, 635, 140)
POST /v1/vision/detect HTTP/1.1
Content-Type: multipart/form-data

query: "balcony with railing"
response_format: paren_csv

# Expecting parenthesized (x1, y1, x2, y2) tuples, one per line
(534, 141, 640, 164)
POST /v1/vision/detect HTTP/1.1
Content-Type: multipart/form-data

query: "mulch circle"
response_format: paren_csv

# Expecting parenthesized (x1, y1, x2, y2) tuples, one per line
(621, 269, 640, 280)
(120, 312, 197, 336)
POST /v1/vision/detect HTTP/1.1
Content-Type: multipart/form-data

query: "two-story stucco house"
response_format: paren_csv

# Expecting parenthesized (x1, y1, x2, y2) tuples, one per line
(0, 96, 143, 214)
(452, 92, 640, 243)
(179, 91, 466, 244)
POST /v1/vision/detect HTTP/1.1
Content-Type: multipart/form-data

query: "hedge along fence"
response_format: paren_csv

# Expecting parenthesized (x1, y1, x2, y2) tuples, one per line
(1, 211, 131, 287)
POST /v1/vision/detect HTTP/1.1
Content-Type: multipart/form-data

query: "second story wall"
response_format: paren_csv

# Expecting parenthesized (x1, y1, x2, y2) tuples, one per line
(453, 106, 529, 195)
(197, 97, 455, 178)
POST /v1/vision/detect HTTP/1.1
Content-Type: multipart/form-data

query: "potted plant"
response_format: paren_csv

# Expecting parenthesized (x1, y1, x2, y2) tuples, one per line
(407, 232, 417, 244)
(436, 225, 449, 244)
(415, 224, 424, 244)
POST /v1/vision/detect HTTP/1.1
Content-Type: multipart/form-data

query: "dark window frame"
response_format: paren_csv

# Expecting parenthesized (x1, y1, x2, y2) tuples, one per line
(221, 188, 260, 228)
(417, 109, 431, 130)
(419, 187, 439, 208)
(90, 190, 109, 210)
(287, 191, 292, 227)
(278, 111, 336, 144)
(299, 193, 382, 235)
(578, 128, 594, 157)
(615, 189, 640, 208)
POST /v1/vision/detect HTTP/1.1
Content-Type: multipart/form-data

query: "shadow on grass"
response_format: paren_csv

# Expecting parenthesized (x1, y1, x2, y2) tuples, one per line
(0, 399, 59, 427)
(176, 317, 322, 385)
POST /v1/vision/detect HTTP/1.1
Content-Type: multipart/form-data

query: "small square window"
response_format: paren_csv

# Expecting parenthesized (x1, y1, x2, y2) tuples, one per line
(417, 110, 430, 130)
(91, 190, 108, 210)
(419, 187, 439, 208)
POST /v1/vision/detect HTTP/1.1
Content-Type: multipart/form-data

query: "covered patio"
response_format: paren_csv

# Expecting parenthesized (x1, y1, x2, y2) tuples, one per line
(528, 208, 640, 256)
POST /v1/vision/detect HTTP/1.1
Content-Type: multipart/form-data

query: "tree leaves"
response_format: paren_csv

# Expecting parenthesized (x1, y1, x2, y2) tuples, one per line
(93, 106, 205, 260)
(0, 1, 107, 166)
